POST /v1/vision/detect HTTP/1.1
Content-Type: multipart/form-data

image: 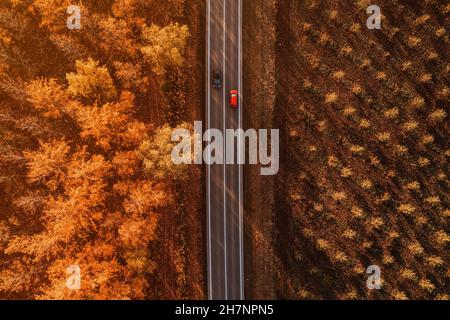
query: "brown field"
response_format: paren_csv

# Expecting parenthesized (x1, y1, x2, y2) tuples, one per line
(245, 0, 449, 299)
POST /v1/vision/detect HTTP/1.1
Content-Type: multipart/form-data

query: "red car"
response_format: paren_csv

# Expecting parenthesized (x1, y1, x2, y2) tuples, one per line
(230, 90, 239, 108)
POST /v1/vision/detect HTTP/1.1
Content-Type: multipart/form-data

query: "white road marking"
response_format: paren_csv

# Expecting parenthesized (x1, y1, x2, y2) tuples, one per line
(238, 0, 244, 300)
(222, 0, 228, 300)
(206, 0, 212, 300)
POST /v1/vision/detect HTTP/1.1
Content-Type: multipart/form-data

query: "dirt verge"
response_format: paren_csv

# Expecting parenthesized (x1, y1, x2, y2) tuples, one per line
(243, 0, 279, 299)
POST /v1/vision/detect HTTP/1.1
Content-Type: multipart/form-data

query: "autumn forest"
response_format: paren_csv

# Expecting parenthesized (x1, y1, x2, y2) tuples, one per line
(0, 0, 205, 299)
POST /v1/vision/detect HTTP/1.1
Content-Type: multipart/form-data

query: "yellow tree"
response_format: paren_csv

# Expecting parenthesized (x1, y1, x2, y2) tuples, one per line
(140, 23, 190, 75)
(138, 122, 192, 181)
(66, 58, 117, 103)
(75, 91, 147, 150)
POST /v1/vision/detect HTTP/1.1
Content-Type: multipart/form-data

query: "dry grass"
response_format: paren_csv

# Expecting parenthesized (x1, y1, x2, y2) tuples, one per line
(273, 0, 449, 300)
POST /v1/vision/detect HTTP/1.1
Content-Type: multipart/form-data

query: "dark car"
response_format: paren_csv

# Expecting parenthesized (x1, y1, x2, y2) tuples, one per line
(213, 71, 222, 89)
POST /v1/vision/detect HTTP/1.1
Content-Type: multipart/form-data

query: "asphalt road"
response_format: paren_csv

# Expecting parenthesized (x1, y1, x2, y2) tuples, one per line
(206, 0, 244, 300)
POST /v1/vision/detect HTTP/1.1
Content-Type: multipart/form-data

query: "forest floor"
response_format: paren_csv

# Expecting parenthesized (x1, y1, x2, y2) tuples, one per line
(154, 0, 206, 299)
(180, 0, 206, 300)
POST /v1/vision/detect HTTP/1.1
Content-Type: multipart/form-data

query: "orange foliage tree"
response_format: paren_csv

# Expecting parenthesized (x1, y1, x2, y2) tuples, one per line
(0, 0, 191, 300)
